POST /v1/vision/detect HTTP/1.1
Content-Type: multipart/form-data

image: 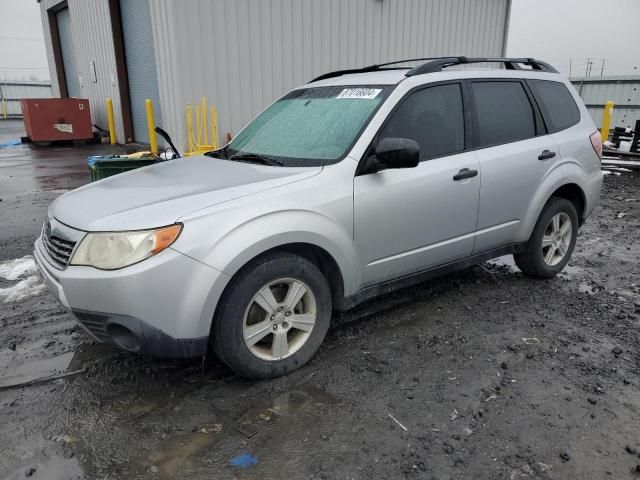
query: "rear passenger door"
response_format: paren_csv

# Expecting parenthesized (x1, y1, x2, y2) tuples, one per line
(470, 80, 558, 253)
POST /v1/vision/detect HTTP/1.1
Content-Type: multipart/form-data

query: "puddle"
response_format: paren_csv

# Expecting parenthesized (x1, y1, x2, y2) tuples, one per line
(557, 264, 584, 280)
(141, 431, 221, 478)
(0, 342, 115, 389)
(0, 352, 75, 389)
(578, 283, 597, 295)
(4, 437, 85, 480)
(240, 386, 336, 426)
(486, 255, 519, 271)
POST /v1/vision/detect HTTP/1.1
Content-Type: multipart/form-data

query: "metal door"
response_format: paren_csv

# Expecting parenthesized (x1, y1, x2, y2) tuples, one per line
(120, 0, 162, 144)
(56, 8, 81, 98)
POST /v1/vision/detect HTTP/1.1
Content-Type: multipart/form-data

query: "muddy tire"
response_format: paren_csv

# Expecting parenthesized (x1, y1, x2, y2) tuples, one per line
(211, 252, 331, 379)
(514, 197, 578, 279)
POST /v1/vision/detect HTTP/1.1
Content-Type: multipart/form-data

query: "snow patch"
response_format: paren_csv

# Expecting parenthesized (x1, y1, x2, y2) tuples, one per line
(0, 256, 37, 281)
(0, 276, 45, 303)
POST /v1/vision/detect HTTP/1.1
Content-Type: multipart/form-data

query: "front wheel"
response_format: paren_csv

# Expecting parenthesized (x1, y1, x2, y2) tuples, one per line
(514, 197, 578, 278)
(211, 252, 332, 378)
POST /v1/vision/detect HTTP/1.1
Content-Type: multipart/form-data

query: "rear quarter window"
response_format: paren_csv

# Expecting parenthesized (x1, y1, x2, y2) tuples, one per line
(528, 79, 581, 132)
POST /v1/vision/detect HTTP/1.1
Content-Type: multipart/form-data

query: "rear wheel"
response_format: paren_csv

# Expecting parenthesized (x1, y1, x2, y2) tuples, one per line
(514, 197, 578, 278)
(212, 252, 331, 378)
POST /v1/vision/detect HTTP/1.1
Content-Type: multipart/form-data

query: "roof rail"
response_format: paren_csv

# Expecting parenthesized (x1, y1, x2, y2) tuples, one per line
(308, 57, 454, 83)
(405, 57, 558, 76)
(308, 56, 559, 84)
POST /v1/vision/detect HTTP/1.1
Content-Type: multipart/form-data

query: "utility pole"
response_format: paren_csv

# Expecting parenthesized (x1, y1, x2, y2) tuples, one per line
(585, 58, 591, 77)
(569, 58, 572, 77)
(600, 59, 605, 76)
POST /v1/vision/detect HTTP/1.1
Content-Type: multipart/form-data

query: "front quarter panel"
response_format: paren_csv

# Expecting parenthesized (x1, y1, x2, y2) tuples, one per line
(172, 162, 357, 296)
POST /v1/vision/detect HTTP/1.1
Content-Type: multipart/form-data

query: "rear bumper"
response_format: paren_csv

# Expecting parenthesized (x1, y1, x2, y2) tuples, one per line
(583, 170, 603, 220)
(33, 237, 230, 358)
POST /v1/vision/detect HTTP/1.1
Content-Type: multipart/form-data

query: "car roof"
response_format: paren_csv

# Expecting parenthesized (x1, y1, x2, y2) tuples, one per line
(301, 67, 565, 89)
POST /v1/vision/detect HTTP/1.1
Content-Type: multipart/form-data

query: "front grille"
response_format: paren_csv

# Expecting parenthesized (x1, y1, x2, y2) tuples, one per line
(42, 221, 77, 268)
(73, 311, 109, 341)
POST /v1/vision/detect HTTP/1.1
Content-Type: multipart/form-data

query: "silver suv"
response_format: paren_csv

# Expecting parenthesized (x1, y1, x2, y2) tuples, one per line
(35, 57, 602, 378)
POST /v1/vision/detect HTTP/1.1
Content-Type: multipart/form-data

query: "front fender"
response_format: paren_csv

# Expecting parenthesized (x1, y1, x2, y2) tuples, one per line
(180, 209, 357, 297)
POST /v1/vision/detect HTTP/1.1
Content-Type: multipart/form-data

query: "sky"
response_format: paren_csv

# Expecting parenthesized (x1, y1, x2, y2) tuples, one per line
(0, 0, 638, 83)
(0, 0, 49, 82)
(507, 0, 640, 77)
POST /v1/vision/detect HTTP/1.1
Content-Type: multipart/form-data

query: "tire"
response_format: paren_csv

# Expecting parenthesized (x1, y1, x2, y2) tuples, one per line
(514, 197, 579, 279)
(211, 251, 332, 379)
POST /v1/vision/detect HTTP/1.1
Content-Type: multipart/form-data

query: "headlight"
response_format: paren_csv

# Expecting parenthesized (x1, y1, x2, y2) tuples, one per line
(70, 224, 182, 270)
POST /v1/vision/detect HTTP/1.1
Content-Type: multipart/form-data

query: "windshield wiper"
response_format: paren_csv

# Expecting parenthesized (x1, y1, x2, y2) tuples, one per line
(204, 144, 228, 159)
(228, 153, 284, 166)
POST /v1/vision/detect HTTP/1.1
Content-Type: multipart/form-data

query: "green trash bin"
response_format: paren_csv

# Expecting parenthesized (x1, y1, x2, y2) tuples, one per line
(87, 155, 158, 181)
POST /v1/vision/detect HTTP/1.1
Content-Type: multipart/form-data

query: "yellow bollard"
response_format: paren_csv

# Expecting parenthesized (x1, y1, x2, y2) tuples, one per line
(145, 99, 158, 154)
(195, 104, 202, 147)
(106, 98, 116, 145)
(600, 100, 614, 142)
(211, 106, 218, 150)
(202, 97, 208, 146)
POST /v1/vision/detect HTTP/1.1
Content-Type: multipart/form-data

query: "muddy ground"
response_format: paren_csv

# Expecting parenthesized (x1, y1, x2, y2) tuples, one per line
(1, 119, 640, 479)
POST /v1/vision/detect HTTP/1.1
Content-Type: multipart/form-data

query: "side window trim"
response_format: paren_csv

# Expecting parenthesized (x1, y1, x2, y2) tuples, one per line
(467, 78, 547, 151)
(521, 79, 548, 136)
(359, 80, 469, 170)
(525, 79, 581, 133)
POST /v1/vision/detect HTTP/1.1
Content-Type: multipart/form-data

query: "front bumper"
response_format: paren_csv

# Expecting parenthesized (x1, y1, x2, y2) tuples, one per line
(34, 237, 230, 358)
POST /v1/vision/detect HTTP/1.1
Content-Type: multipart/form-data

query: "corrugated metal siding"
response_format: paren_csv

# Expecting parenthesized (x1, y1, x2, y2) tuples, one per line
(150, 0, 510, 150)
(571, 76, 640, 129)
(0, 82, 53, 116)
(120, 0, 163, 143)
(56, 7, 81, 98)
(39, 0, 126, 142)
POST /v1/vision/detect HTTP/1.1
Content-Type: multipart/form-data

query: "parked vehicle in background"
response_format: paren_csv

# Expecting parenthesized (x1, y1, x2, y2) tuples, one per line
(35, 57, 602, 378)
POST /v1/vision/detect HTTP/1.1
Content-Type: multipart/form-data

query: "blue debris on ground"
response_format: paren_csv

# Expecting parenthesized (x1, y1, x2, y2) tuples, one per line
(229, 453, 259, 468)
(0, 139, 21, 148)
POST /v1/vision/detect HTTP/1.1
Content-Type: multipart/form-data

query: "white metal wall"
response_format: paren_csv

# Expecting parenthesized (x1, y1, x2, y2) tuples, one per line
(150, 0, 511, 150)
(0, 82, 53, 116)
(571, 76, 640, 129)
(40, 0, 126, 142)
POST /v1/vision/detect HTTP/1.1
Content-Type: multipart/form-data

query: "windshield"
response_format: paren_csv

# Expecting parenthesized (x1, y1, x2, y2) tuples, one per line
(225, 85, 392, 166)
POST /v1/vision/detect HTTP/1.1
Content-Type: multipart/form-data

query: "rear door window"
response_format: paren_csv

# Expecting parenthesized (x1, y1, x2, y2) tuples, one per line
(379, 83, 465, 159)
(471, 81, 536, 148)
(528, 79, 580, 132)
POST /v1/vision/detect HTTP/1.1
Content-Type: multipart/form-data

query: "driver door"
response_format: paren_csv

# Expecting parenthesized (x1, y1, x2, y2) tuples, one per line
(353, 82, 480, 287)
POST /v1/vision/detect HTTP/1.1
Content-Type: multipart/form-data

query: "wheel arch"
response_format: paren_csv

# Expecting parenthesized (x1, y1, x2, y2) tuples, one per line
(520, 175, 588, 242)
(549, 183, 586, 224)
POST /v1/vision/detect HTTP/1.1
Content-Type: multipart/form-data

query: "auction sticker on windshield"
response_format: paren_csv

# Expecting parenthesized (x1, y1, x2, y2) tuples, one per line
(336, 88, 382, 99)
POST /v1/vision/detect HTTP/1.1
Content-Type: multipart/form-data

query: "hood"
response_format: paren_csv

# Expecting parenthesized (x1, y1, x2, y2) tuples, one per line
(50, 155, 322, 231)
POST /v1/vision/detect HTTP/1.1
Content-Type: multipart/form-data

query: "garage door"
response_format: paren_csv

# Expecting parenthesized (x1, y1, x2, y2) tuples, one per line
(56, 7, 81, 98)
(120, 0, 162, 144)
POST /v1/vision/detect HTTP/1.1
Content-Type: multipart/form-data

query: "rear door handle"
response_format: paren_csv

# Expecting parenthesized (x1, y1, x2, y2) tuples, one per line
(538, 149, 556, 161)
(453, 168, 478, 181)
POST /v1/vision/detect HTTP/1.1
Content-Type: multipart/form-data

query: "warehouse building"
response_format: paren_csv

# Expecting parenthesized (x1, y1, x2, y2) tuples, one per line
(38, 0, 512, 150)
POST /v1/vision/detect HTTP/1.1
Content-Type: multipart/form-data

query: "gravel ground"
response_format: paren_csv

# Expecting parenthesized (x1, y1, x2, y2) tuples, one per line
(1, 121, 640, 479)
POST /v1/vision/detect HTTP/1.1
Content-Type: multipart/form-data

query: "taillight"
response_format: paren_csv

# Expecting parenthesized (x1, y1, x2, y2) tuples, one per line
(590, 131, 602, 160)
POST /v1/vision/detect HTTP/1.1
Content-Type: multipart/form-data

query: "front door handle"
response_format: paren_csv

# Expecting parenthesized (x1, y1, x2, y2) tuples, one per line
(453, 168, 478, 181)
(538, 149, 556, 161)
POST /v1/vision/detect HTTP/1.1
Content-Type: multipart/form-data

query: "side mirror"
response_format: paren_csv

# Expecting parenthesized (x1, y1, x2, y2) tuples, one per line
(374, 137, 420, 170)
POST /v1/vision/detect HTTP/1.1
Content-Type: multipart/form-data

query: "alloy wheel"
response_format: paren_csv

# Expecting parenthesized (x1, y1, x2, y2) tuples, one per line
(541, 212, 572, 266)
(243, 278, 317, 361)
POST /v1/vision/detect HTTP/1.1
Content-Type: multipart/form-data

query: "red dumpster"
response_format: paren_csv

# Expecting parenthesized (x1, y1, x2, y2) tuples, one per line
(21, 98, 92, 142)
